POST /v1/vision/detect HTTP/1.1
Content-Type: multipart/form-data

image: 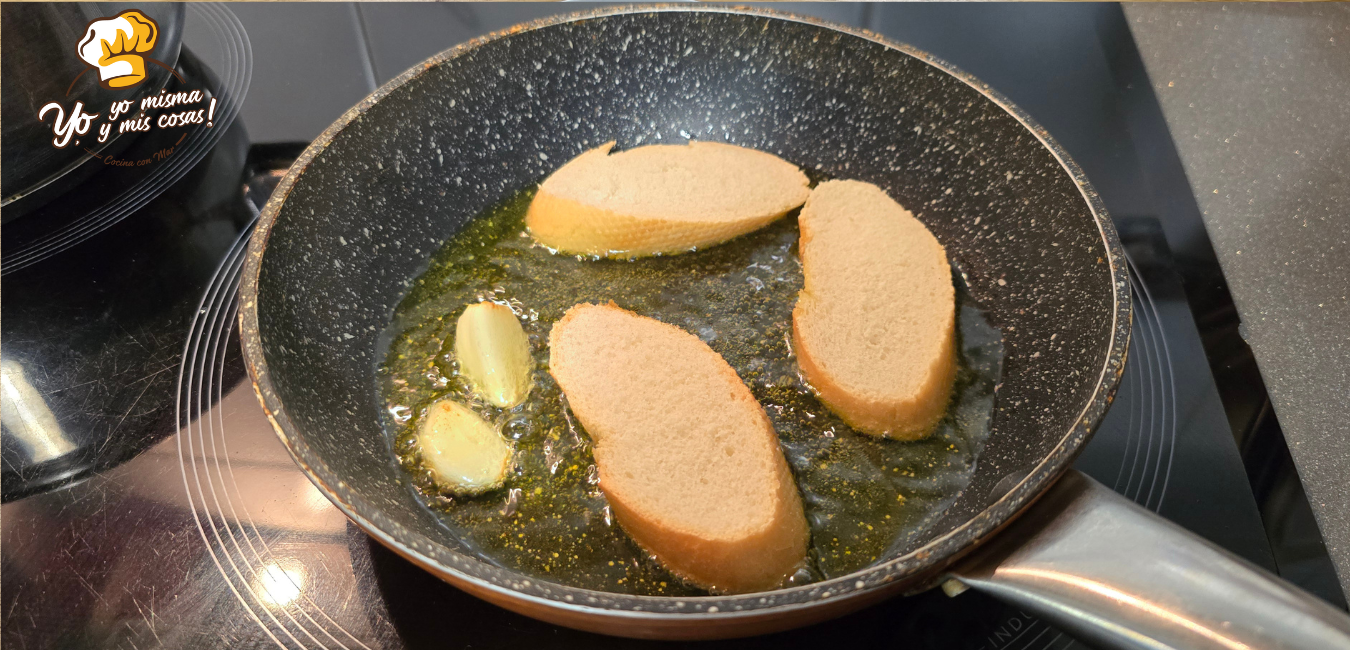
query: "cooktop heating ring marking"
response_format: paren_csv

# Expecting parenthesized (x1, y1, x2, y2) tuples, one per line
(234, 233, 374, 647)
(3, 3, 252, 275)
(1112, 317, 1143, 494)
(178, 219, 374, 649)
(1132, 261, 1178, 512)
(1111, 255, 1176, 514)
(1126, 258, 1175, 511)
(178, 219, 287, 649)
(183, 223, 318, 649)
(205, 243, 373, 647)
(197, 248, 336, 649)
(184, 229, 339, 649)
(1120, 262, 1157, 503)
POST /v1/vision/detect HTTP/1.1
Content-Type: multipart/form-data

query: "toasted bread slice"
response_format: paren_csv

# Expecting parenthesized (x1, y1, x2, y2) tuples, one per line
(792, 180, 957, 440)
(526, 141, 810, 257)
(548, 302, 808, 593)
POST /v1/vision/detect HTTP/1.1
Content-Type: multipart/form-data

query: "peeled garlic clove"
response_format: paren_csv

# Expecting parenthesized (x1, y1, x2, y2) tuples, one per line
(418, 398, 513, 495)
(455, 302, 533, 408)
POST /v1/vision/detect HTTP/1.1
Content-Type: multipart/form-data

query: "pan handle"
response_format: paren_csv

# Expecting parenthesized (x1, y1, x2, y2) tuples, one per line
(945, 470, 1350, 650)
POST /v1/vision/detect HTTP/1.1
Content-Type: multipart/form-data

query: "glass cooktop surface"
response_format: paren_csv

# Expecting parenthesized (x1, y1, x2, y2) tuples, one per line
(4, 4, 1341, 649)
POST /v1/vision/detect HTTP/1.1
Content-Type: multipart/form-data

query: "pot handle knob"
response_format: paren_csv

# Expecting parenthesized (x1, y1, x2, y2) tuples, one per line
(946, 470, 1350, 650)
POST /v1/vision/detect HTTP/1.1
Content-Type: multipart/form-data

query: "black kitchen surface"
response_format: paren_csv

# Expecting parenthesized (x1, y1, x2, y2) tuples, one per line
(2, 3, 1343, 649)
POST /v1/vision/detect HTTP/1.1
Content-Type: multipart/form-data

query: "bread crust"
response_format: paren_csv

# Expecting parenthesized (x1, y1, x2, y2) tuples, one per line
(793, 309, 956, 439)
(549, 302, 809, 593)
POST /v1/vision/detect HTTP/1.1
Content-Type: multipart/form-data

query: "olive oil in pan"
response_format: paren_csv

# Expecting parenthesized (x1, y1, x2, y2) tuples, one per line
(379, 187, 1003, 596)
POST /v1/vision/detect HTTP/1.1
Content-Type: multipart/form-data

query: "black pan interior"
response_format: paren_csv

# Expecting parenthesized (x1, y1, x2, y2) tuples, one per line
(242, 7, 1128, 613)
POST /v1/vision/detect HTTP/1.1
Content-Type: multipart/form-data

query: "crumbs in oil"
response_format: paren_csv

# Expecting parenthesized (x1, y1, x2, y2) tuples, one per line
(379, 187, 1002, 596)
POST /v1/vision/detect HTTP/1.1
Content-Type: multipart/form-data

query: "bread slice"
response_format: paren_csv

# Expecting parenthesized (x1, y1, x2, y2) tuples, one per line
(526, 141, 810, 257)
(548, 302, 808, 593)
(792, 180, 957, 440)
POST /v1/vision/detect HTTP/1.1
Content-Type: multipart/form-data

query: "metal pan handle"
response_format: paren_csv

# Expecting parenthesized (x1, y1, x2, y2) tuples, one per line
(945, 470, 1350, 650)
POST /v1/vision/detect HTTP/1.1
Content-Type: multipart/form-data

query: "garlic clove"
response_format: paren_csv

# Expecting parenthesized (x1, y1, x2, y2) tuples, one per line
(454, 302, 533, 408)
(417, 398, 513, 495)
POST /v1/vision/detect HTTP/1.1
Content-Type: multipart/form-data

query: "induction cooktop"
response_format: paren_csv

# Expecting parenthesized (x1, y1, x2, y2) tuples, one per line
(3, 4, 1342, 649)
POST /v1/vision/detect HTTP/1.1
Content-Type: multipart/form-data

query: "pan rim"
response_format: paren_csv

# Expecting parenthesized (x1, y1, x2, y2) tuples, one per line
(238, 3, 1131, 620)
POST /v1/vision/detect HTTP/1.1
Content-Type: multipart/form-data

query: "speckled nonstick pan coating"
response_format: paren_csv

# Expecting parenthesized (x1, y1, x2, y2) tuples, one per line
(239, 6, 1130, 639)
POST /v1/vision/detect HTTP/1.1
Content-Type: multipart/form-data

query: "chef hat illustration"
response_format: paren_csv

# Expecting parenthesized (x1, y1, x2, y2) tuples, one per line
(77, 10, 158, 88)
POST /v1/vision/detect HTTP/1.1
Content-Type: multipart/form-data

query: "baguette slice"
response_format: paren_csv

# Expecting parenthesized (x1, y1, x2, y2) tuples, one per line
(792, 180, 957, 440)
(548, 302, 808, 593)
(526, 141, 810, 257)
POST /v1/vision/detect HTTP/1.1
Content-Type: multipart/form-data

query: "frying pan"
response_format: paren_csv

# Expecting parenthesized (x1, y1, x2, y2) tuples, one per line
(238, 7, 1350, 648)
